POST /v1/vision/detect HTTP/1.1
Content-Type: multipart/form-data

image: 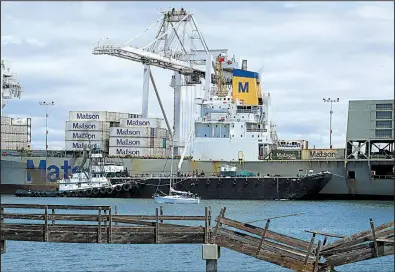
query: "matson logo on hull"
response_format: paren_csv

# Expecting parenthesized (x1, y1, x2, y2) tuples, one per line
(309, 150, 336, 159)
(26, 160, 79, 182)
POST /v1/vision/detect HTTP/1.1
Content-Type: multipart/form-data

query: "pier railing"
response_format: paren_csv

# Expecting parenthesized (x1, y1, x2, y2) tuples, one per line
(0, 204, 211, 248)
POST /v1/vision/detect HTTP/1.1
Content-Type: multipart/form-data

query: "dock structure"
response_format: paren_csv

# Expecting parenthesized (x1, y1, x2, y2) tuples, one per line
(1, 204, 394, 272)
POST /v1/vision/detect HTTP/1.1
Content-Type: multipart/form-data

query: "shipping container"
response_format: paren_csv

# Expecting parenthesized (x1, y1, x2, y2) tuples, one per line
(109, 127, 169, 138)
(65, 140, 108, 151)
(302, 148, 345, 160)
(277, 140, 308, 150)
(1, 132, 29, 142)
(108, 146, 168, 157)
(1, 116, 11, 125)
(65, 121, 110, 131)
(69, 111, 108, 121)
(11, 117, 30, 126)
(1, 141, 29, 150)
(109, 137, 166, 148)
(119, 118, 164, 128)
(65, 130, 109, 141)
(271, 150, 301, 160)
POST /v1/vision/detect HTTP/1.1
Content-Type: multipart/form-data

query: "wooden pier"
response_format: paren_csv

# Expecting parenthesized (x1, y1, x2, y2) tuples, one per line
(1, 204, 394, 272)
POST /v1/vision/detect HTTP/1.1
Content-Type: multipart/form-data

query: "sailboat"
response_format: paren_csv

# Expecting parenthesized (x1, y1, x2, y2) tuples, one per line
(153, 131, 200, 204)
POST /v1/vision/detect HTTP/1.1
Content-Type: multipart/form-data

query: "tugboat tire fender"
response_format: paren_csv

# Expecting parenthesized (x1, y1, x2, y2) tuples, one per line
(123, 183, 131, 191)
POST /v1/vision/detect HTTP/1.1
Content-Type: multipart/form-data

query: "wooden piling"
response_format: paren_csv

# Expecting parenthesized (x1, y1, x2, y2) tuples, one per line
(160, 206, 164, 223)
(114, 205, 118, 226)
(302, 233, 316, 271)
(313, 240, 322, 272)
(155, 207, 159, 243)
(255, 219, 270, 256)
(1, 207, 5, 254)
(370, 218, 379, 257)
(51, 209, 55, 225)
(211, 207, 226, 243)
(44, 206, 49, 242)
(204, 207, 209, 244)
(206, 259, 217, 272)
(97, 208, 102, 243)
(108, 206, 112, 243)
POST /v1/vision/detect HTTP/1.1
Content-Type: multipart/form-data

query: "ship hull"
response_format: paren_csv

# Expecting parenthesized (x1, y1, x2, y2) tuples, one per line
(13, 173, 332, 200)
(1, 156, 393, 199)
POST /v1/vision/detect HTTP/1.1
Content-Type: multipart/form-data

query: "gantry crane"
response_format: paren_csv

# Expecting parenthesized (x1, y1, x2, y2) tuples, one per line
(92, 8, 236, 155)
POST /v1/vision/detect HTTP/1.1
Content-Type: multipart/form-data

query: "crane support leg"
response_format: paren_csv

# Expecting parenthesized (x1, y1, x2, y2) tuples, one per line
(173, 72, 182, 155)
(149, 70, 173, 141)
(142, 64, 150, 118)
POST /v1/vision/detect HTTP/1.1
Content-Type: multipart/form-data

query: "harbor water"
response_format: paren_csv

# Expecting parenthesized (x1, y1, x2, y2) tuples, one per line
(1, 195, 394, 272)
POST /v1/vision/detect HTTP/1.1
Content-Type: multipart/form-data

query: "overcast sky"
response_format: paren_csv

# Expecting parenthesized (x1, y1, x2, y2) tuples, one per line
(1, 1, 394, 150)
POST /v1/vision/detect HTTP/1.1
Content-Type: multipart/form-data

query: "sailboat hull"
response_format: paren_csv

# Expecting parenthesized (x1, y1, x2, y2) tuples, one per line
(154, 195, 200, 204)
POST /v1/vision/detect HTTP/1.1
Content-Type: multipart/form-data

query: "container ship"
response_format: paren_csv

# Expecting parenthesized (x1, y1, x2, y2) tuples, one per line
(1, 9, 394, 200)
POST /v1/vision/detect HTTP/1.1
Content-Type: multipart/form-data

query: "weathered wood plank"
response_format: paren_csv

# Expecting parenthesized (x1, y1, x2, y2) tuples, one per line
(322, 221, 394, 251)
(304, 230, 345, 238)
(218, 228, 315, 263)
(0, 204, 111, 210)
(370, 218, 379, 257)
(321, 228, 394, 253)
(211, 207, 226, 243)
(1, 213, 207, 222)
(325, 245, 394, 266)
(218, 217, 312, 250)
(215, 233, 314, 271)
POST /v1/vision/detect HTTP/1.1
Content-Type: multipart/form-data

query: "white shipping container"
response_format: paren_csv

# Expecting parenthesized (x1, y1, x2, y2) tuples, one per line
(1, 116, 11, 125)
(1, 141, 29, 150)
(65, 121, 110, 131)
(108, 147, 168, 157)
(109, 127, 168, 138)
(65, 140, 108, 151)
(109, 137, 166, 148)
(65, 130, 108, 141)
(1, 132, 29, 142)
(1, 124, 10, 133)
(69, 111, 108, 121)
(119, 118, 164, 128)
(11, 117, 29, 126)
(9, 125, 28, 134)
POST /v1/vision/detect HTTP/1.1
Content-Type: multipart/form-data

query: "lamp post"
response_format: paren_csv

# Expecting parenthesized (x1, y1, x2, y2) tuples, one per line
(323, 98, 339, 149)
(39, 101, 55, 160)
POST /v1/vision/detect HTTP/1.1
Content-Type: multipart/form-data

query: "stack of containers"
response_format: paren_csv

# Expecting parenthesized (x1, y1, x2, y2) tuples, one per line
(1, 116, 31, 150)
(65, 111, 142, 151)
(108, 117, 170, 157)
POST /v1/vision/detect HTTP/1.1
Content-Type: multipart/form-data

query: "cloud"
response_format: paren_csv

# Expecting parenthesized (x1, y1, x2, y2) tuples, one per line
(1, 1, 393, 152)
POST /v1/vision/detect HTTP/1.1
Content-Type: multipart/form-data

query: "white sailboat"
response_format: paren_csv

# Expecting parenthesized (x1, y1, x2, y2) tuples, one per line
(153, 131, 200, 204)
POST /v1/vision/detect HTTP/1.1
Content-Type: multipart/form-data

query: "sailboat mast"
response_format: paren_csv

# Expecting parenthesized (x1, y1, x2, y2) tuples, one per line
(169, 131, 175, 196)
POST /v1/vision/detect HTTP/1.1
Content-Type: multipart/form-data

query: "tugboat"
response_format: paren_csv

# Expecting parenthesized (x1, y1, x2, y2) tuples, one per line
(15, 147, 139, 197)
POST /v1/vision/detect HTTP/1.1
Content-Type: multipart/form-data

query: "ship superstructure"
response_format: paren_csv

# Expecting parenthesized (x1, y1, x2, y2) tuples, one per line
(1, 59, 31, 151)
(193, 58, 274, 162)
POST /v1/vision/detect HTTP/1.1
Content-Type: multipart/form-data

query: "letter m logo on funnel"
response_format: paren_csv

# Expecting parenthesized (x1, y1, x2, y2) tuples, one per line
(238, 82, 249, 93)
